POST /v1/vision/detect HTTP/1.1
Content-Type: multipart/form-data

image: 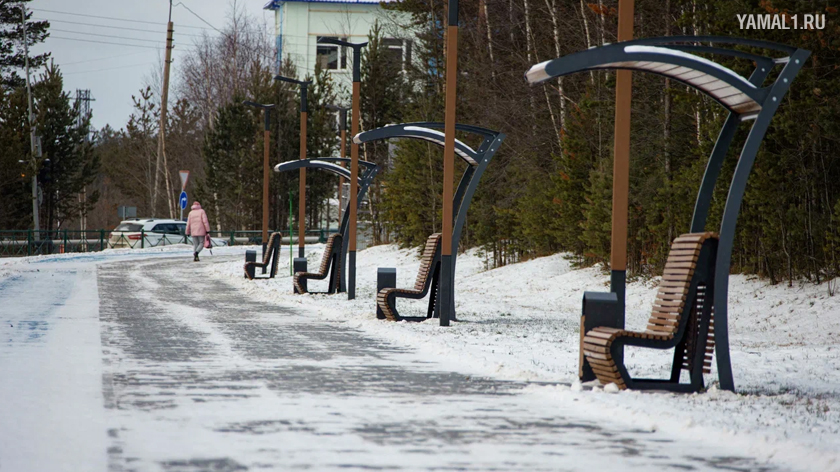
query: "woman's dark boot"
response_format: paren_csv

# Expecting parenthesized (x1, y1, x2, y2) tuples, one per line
(194, 252, 199, 262)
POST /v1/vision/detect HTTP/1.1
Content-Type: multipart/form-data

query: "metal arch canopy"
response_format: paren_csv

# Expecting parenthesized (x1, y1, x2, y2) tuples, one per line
(353, 123, 500, 166)
(525, 36, 810, 391)
(274, 157, 379, 293)
(274, 157, 376, 181)
(353, 121, 506, 320)
(525, 36, 801, 117)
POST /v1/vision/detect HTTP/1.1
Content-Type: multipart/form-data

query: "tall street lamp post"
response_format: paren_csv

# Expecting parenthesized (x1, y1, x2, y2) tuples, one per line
(274, 76, 312, 258)
(439, 0, 460, 326)
(319, 38, 367, 300)
(243, 100, 276, 259)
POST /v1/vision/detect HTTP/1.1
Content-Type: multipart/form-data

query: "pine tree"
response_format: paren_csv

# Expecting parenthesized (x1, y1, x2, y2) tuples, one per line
(198, 100, 260, 230)
(0, 0, 49, 88)
(0, 86, 30, 228)
(35, 64, 99, 231)
(361, 20, 408, 244)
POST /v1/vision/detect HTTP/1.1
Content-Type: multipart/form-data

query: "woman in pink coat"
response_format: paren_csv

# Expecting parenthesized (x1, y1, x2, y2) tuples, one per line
(185, 201, 210, 261)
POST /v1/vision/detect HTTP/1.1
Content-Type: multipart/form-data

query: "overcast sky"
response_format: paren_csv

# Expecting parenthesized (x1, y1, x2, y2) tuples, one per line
(29, 0, 274, 130)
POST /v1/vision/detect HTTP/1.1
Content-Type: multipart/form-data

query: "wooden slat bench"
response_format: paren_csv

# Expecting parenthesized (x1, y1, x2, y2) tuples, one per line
(582, 232, 718, 392)
(376, 233, 442, 321)
(243, 232, 281, 280)
(293, 233, 342, 294)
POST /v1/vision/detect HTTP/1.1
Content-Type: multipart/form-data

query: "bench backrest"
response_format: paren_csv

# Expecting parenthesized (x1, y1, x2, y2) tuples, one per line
(414, 233, 442, 291)
(317, 233, 340, 276)
(647, 232, 718, 337)
(260, 232, 281, 264)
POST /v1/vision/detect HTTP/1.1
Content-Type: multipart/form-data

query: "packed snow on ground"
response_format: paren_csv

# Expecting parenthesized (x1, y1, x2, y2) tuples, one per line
(208, 242, 840, 471)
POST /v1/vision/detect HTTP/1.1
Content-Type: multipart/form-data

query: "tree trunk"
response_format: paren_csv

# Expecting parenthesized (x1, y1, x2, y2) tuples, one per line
(480, 0, 496, 80)
(578, 0, 594, 83)
(543, 0, 566, 137)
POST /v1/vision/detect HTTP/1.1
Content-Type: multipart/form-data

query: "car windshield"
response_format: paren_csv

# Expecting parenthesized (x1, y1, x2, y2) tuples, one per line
(114, 223, 143, 232)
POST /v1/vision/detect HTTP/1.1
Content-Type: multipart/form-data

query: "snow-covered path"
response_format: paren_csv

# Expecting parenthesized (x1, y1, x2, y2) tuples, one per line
(0, 262, 107, 471)
(0, 250, 801, 470)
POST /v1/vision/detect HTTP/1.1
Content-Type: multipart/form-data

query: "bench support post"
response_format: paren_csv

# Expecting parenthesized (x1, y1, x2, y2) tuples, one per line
(348, 251, 356, 299)
(293, 257, 307, 293)
(245, 250, 256, 279)
(580, 291, 622, 381)
(262, 242, 268, 274)
(377, 268, 397, 319)
(426, 263, 441, 319)
(439, 255, 452, 326)
(269, 235, 281, 278)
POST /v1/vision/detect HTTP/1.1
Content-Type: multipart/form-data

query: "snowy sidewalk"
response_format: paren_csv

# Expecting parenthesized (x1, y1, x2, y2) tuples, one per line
(0, 249, 806, 470)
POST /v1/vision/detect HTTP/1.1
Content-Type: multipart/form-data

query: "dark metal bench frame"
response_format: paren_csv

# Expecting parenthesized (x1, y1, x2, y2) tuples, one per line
(244, 231, 282, 280)
(526, 36, 810, 391)
(354, 123, 505, 322)
(274, 157, 379, 294)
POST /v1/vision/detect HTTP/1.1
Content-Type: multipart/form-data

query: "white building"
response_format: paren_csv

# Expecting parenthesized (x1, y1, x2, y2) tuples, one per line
(263, 0, 412, 88)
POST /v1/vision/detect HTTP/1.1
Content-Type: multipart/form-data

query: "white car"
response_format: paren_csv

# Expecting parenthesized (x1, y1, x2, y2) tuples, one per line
(108, 218, 228, 249)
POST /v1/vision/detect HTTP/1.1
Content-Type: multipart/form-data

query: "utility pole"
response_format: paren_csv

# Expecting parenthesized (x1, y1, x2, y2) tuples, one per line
(155, 1, 175, 218)
(74, 89, 94, 235)
(439, 0, 461, 326)
(21, 3, 39, 239)
(319, 38, 367, 300)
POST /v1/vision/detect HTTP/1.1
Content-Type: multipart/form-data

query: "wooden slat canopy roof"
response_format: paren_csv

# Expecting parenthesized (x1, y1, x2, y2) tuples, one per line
(526, 36, 800, 119)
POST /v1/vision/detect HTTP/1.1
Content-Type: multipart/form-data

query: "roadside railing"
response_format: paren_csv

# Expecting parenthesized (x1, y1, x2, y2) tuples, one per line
(0, 229, 332, 258)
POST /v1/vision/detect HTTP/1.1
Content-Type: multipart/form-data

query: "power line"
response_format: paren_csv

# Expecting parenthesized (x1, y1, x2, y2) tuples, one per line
(49, 36, 163, 50)
(173, 2, 221, 33)
(34, 17, 206, 38)
(31, 8, 215, 30)
(61, 51, 147, 66)
(64, 62, 156, 75)
(50, 28, 166, 44)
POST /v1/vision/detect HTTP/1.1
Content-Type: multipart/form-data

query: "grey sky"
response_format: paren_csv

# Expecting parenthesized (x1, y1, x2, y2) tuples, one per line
(29, 0, 274, 131)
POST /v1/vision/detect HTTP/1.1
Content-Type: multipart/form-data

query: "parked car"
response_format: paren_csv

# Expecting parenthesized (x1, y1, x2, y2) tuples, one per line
(108, 218, 228, 249)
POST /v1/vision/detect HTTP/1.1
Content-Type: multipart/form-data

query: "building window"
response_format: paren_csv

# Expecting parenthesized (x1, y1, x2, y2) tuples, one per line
(383, 38, 412, 72)
(316, 36, 347, 71)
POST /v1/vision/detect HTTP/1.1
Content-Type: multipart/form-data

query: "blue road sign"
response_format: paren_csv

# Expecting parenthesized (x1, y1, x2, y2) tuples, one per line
(179, 191, 188, 210)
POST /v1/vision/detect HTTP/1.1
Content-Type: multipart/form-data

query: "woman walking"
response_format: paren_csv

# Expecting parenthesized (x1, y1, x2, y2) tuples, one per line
(185, 201, 210, 261)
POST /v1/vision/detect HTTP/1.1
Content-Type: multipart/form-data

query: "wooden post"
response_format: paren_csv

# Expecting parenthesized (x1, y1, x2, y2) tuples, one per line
(274, 77, 312, 259)
(299, 110, 307, 257)
(440, 0, 460, 326)
(610, 0, 635, 315)
(318, 40, 368, 300)
(243, 102, 275, 248)
(262, 123, 270, 246)
(349, 82, 360, 299)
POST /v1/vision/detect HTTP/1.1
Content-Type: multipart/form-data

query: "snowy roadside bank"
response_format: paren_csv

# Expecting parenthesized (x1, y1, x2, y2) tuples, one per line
(207, 242, 840, 471)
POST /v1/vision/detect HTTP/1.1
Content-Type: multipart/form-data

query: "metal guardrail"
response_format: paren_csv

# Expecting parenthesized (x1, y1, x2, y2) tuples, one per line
(0, 229, 331, 258)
